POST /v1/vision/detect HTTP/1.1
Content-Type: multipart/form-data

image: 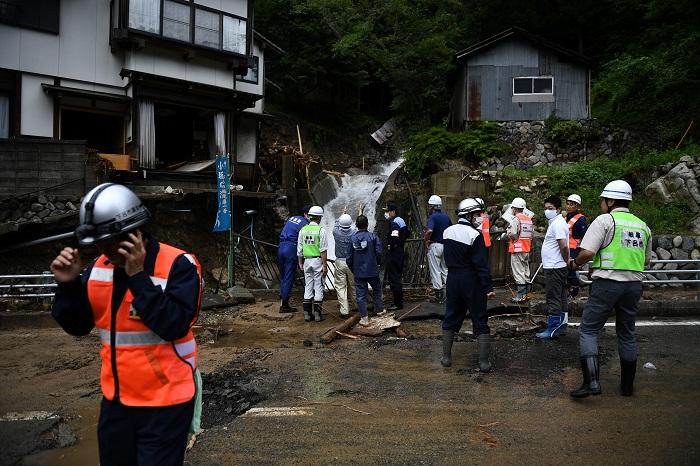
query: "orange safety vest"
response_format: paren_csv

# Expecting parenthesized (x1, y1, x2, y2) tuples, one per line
(87, 243, 202, 407)
(481, 212, 491, 248)
(567, 213, 584, 249)
(508, 213, 533, 253)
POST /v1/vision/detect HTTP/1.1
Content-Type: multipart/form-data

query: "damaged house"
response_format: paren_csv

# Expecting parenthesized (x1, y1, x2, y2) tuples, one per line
(449, 27, 592, 128)
(0, 0, 282, 199)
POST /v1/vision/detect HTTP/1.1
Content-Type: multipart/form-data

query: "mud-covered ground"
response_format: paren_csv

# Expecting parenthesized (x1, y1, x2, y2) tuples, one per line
(1, 297, 699, 465)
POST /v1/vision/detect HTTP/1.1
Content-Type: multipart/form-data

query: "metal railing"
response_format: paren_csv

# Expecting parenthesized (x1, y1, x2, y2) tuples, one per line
(0, 273, 57, 298)
(578, 259, 700, 285)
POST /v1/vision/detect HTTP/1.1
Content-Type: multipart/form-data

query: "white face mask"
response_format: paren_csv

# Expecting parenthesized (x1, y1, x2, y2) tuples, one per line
(544, 209, 559, 220)
(384, 212, 391, 220)
(471, 215, 483, 227)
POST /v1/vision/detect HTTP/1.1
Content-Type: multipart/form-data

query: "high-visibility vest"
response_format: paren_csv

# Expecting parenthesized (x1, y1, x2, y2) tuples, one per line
(87, 243, 202, 407)
(508, 213, 533, 253)
(567, 213, 584, 249)
(592, 211, 650, 272)
(300, 223, 322, 257)
(481, 212, 491, 248)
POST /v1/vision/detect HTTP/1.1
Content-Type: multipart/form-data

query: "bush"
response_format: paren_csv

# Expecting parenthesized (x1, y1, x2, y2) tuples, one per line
(544, 114, 602, 147)
(403, 122, 509, 178)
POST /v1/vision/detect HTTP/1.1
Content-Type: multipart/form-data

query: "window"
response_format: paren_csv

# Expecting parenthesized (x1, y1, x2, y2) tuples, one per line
(163, 1, 190, 42)
(0, 0, 59, 34)
(126, 0, 248, 56)
(0, 94, 10, 139)
(237, 56, 259, 84)
(513, 77, 554, 95)
(129, 0, 161, 34)
(223, 16, 246, 55)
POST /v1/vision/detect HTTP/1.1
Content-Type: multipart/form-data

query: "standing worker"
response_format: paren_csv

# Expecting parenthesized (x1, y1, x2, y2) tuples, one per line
(278, 205, 311, 313)
(383, 201, 409, 311)
(424, 195, 452, 303)
(565, 194, 587, 301)
(475, 198, 492, 249)
(569, 180, 651, 398)
(536, 196, 570, 339)
(347, 214, 384, 326)
(50, 183, 203, 465)
(298, 206, 328, 322)
(333, 206, 360, 317)
(506, 197, 533, 302)
(440, 198, 496, 372)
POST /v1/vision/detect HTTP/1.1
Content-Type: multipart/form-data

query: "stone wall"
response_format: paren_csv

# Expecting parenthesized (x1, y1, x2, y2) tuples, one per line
(645, 155, 700, 233)
(479, 119, 633, 171)
(0, 194, 80, 228)
(648, 235, 700, 286)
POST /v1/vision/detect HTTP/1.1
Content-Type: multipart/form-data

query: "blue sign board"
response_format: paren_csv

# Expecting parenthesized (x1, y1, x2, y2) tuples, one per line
(213, 154, 231, 232)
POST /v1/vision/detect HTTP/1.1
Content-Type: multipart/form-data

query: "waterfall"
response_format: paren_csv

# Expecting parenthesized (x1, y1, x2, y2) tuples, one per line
(320, 159, 403, 259)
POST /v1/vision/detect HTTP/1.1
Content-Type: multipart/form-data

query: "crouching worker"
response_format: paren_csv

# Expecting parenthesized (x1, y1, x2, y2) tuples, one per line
(347, 215, 384, 327)
(50, 183, 203, 466)
(440, 198, 496, 372)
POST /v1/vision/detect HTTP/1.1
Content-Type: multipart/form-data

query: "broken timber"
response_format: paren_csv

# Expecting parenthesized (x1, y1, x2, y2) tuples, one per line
(321, 315, 361, 344)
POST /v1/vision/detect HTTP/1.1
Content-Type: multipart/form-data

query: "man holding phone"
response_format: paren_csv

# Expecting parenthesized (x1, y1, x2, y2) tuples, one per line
(50, 183, 203, 466)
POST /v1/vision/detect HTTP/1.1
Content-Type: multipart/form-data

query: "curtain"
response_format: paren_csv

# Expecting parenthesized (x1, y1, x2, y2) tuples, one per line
(0, 95, 8, 139)
(213, 112, 226, 158)
(129, 0, 161, 34)
(138, 100, 156, 168)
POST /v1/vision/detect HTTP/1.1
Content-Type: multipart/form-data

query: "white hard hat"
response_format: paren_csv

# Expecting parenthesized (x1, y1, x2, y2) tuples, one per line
(428, 195, 442, 206)
(600, 180, 632, 201)
(308, 205, 324, 216)
(567, 194, 582, 205)
(76, 183, 151, 246)
(511, 197, 527, 209)
(457, 198, 483, 217)
(338, 214, 352, 228)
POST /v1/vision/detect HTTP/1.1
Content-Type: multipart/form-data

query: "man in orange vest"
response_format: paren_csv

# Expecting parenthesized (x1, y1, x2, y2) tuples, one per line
(506, 197, 533, 302)
(50, 183, 202, 466)
(565, 194, 587, 301)
(475, 198, 491, 249)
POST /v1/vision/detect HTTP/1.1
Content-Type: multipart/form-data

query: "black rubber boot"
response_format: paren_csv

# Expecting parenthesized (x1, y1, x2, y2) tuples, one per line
(477, 334, 492, 373)
(279, 299, 297, 313)
(620, 358, 637, 397)
(570, 355, 602, 398)
(302, 300, 312, 322)
(313, 301, 324, 322)
(441, 330, 455, 367)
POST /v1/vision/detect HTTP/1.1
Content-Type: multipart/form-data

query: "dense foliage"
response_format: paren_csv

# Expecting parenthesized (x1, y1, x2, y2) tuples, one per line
(403, 123, 509, 178)
(256, 0, 698, 142)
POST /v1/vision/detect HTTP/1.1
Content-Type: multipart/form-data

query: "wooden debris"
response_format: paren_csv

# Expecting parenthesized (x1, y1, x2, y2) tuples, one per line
(321, 315, 361, 344)
(396, 303, 422, 321)
(349, 326, 385, 337)
(186, 430, 203, 451)
(323, 169, 347, 177)
(393, 326, 410, 338)
(336, 331, 361, 340)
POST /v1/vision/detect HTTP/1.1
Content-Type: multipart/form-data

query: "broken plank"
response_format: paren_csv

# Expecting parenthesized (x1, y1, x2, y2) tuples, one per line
(321, 314, 361, 344)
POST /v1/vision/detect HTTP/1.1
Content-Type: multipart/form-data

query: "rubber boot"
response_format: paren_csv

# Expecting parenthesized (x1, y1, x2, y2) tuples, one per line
(554, 311, 568, 336)
(279, 298, 297, 313)
(620, 358, 637, 397)
(302, 300, 312, 322)
(536, 315, 563, 339)
(477, 334, 492, 373)
(440, 329, 455, 367)
(570, 355, 602, 398)
(313, 301, 324, 322)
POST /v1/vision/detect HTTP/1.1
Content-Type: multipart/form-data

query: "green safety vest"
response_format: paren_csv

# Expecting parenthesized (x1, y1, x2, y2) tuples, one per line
(300, 224, 322, 257)
(592, 211, 650, 272)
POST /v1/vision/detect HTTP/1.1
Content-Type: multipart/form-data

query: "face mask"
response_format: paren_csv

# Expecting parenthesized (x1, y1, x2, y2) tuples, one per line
(544, 209, 559, 220)
(384, 212, 391, 220)
(471, 216, 483, 227)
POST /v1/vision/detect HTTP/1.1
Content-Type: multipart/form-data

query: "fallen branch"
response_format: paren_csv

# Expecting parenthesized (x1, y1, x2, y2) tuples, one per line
(323, 169, 347, 177)
(336, 331, 361, 340)
(321, 314, 361, 344)
(299, 400, 371, 415)
(396, 303, 422, 321)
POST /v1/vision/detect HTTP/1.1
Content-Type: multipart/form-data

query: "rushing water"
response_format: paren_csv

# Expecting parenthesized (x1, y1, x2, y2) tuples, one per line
(320, 159, 403, 259)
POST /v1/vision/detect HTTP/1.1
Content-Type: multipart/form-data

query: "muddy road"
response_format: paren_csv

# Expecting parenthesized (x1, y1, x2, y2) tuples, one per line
(1, 299, 699, 465)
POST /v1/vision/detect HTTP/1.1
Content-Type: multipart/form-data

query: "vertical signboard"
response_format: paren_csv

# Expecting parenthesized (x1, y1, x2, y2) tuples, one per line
(213, 154, 231, 232)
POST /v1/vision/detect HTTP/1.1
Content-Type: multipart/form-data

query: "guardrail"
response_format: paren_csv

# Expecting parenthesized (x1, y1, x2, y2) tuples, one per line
(578, 259, 700, 285)
(0, 273, 57, 298)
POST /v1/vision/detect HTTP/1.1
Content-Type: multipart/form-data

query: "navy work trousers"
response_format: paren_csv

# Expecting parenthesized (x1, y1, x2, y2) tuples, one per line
(278, 242, 298, 300)
(386, 249, 404, 307)
(354, 275, 383, 318)
(442, 269, 490, 336)
(97, 397, 194, 466)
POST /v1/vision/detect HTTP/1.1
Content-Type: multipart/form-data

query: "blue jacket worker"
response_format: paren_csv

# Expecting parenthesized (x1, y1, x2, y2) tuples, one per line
(347, 215, 384, 327)
(383, 201, 409, 311)
(278, 205, 310, 313)
(440, 198, 496, 373)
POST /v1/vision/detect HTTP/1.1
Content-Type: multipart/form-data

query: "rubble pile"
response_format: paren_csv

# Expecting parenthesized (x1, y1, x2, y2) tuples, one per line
(200, 360, 267, 428)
